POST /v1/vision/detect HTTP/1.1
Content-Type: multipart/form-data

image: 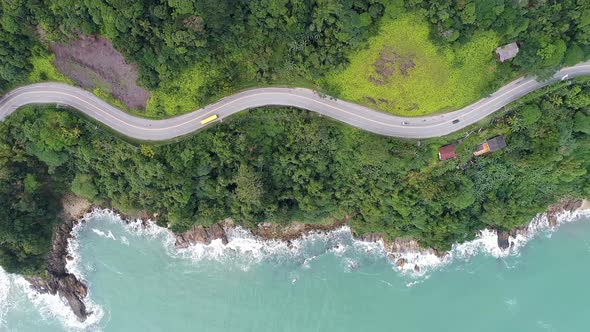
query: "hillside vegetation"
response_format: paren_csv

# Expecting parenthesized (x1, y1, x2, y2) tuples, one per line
(1, 0, 590, 275)
(1, 1, 590, 117)
(327, 14, 498, 115)
(1, 81, 588, 274)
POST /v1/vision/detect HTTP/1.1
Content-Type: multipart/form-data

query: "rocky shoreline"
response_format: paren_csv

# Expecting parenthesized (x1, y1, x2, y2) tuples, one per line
(25, 194, 94, 321)
(28, 195, 589, 321)
(176, 198, 589, 273)
(496, 199, 584, 250)
(25, 195, 156, 321)
(174, 219, 348, 248)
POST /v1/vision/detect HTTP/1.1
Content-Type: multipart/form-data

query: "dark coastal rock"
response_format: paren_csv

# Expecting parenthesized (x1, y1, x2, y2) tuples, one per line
(25, 217, 90, 321)
(390, 238, 422, 253)
(208, 223, 228, 244)
(360, 232, 384, 243)
(547, 199, 583, 226)
(175, 218, 348, 248)
(253, 220, 347, 242)
(26, 276, 51, 294)
(509, 227, 529, 243)
(54, 274, 89, 319)
(23, 194, 94, 321)
(497, 230, 510, 250)
(175, 222, 229, 248)
(395, 258, 406, 268)
(46, 220, 73, 277)
(48, 220, 89, 320)
(26, 273, 89, 319)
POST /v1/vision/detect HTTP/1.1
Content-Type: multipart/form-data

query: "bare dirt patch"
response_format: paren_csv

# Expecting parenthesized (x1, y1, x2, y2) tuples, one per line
(399, 58, 416, 76)
(369, 47, 416, 85)
(50, 35, 150, 109)
(60, 193, 92, 221)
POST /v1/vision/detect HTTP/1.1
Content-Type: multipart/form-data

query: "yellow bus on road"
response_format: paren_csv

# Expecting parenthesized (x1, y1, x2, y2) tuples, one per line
(200, 114, 218, 125)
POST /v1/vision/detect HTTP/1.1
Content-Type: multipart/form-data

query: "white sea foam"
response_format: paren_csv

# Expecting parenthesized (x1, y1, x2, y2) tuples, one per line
(0, 267, 11, 326)
(74, 210, 378, 274)
(64, 206, 590, 292)
(301, 255, 319, 269)
(0, 211, 106, 331)
(120, 236, 130, 246)
(392, 251, 450, 276)
(453, 228, 509, 259)
(389, 208, 590, 277)
(3, 206, 587, 329)
(82, 206, 590, 279)
(11, 276, 103, 331)
(406, 275, 430, 288)
(92, 229, 116, 240)
(172, 224, 366, 271)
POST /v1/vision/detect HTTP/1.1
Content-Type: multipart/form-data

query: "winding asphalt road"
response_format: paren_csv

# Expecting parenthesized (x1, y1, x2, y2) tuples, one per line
(1, 61, 589, 140)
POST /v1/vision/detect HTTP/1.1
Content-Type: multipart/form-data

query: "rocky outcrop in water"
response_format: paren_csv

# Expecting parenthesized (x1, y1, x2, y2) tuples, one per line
(174, 219, 348, 248)
(496, 198, 584, 249)
(28, 193, 586, 322)
(26, 223, 88, 319)
(359, 232, 383, 243)
(175, 220, 231, 248)
(546, 199, 582, 226)
(253, 220, 346, 242)
(26, 195, 93, 321)
(497, 230, 511, 249)
(358, 233, 444, 271)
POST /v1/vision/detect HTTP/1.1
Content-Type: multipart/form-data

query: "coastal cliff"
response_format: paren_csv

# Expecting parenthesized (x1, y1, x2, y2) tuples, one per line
(496, 199, 584, 249)
(173, 198, 589, 274)
(29, 195, 589, 320)
(26, 194, 93, 321)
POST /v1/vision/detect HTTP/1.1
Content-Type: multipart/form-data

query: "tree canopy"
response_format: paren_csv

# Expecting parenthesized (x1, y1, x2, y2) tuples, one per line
(1, 80, 589, 274)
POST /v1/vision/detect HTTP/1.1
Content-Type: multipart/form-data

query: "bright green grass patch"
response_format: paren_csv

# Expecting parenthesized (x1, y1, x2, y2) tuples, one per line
(28, 55, 72, 84)
(327, 14, 499, 116)
(145, 65, 209, 118)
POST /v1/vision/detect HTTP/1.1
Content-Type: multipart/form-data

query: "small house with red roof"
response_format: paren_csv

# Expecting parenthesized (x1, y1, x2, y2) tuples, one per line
(438, 144, 456, 161)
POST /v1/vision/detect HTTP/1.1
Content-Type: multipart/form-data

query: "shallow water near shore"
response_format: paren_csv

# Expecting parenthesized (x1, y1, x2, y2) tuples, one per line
(2, 211, 590, 332)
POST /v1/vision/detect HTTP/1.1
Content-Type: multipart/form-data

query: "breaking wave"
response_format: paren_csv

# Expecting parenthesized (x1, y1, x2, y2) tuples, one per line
(173, 225, 385, 271)
(394, 207, 590, 278)
(71, 207, 590, 279)
(12, 276, 103, 331)
(70, 210, 386, 274)
(0, 266, 103, 331)
(2, 205, 587, 330)
(0, 267, 9, 326)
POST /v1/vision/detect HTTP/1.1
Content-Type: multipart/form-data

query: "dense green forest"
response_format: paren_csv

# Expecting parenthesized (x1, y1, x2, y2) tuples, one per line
(405, 0, 590, 76)
(1, 0, 589, 275)
(2, 0, 590, 113)
(1, 0, 388, 93)
(1, 80, 589, 274)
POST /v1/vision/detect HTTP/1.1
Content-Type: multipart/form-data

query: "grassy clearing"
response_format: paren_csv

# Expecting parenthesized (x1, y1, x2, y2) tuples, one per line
(28, 55, 73, 84)
(145, 65, 209, 118)
(326, 14, 499, 116)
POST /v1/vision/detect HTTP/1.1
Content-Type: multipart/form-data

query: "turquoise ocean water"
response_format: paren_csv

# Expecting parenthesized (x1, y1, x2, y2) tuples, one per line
(1, 210, 590, 332)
